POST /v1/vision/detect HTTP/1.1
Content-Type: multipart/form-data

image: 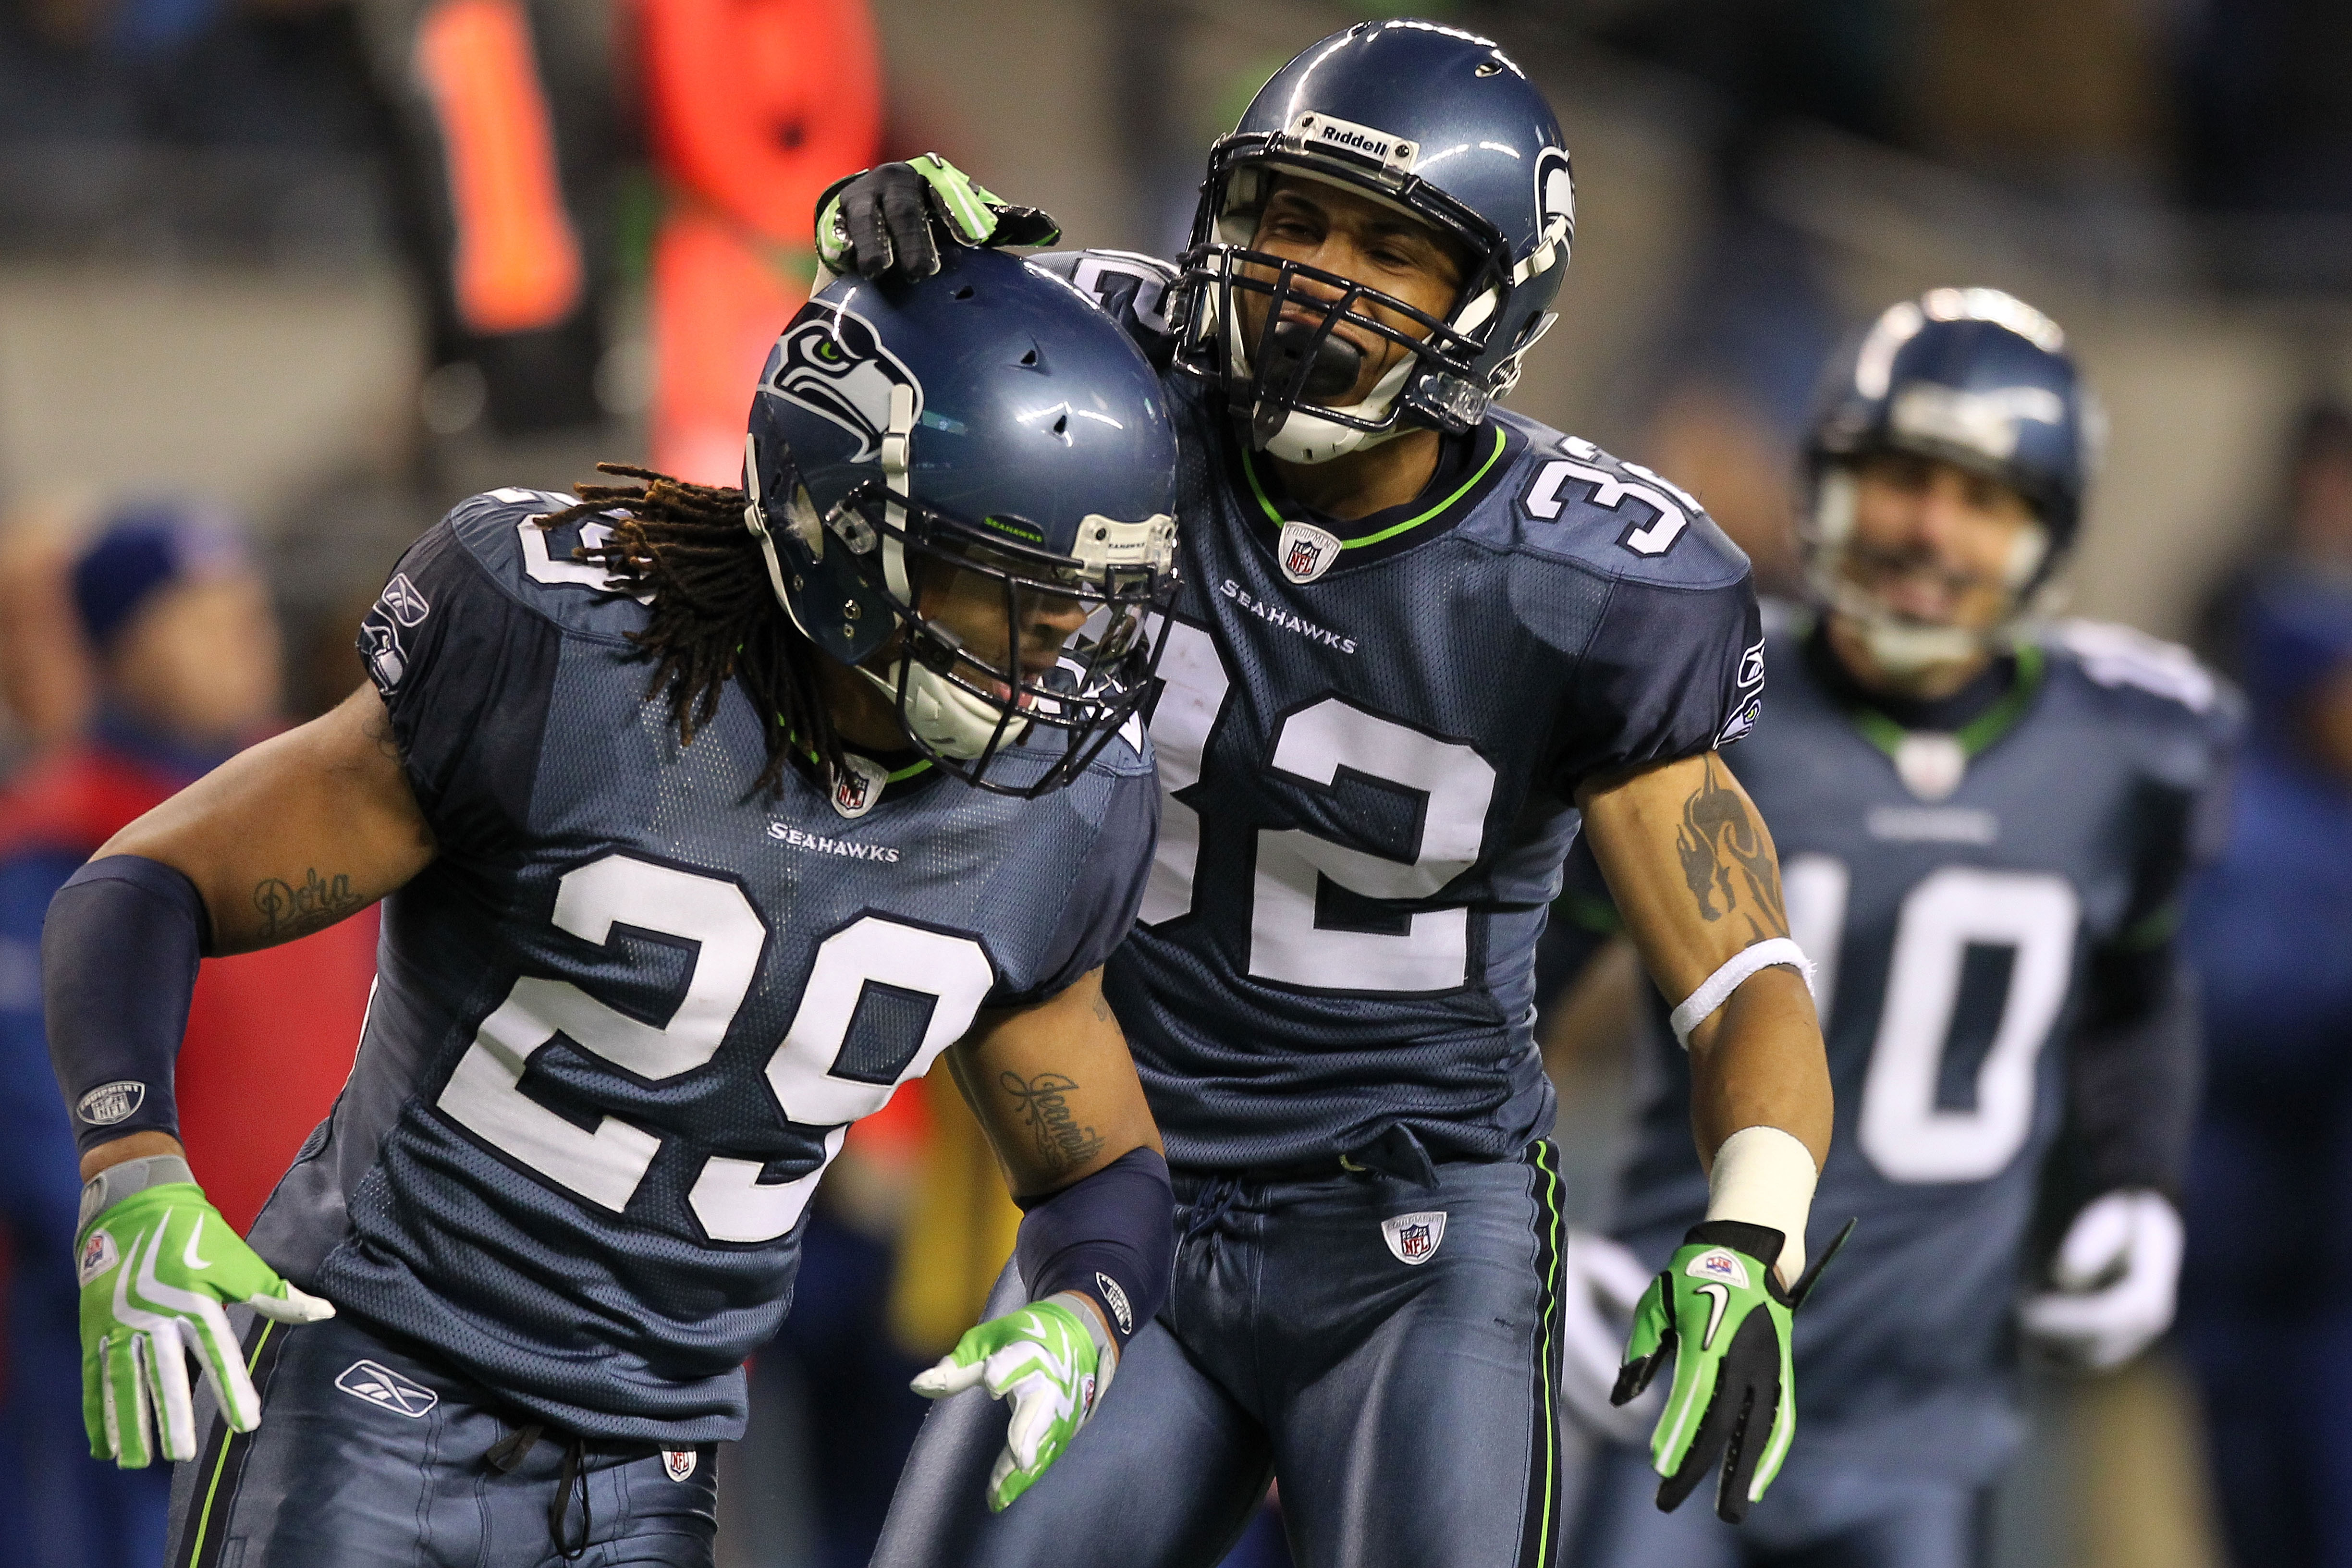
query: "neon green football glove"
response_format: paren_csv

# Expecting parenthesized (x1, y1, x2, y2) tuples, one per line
(816, 154, 1061, 281)
(1610, 1218, 1851, 1521)
(74, 1156, 334, 1467)
(910, 1291, 1115, 1512)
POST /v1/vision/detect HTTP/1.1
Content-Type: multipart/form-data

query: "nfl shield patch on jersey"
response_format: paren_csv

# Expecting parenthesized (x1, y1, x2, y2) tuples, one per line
(1277, 519, 1343, 583)
(830, 753, 891, 819)
(1381, 1210, 1448, 1266)
(662, 1448, 698, 1482)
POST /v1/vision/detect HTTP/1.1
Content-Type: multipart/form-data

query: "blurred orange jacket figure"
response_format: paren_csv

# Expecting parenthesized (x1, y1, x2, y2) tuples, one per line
(637, 0, 882, 483)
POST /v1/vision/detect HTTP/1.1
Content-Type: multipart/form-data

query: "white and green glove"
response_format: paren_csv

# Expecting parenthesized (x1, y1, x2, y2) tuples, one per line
(910, 1291, 1114, 1512)
(75, 1155, 334, 1467)
(816, 154, 1061, 281)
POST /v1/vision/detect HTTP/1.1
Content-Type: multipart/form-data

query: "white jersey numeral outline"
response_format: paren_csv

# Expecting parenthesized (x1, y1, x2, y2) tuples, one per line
(436, 853, 992, 1241)
(1788, 855, 2082, 1184)
(1139, 625, 1498, 993)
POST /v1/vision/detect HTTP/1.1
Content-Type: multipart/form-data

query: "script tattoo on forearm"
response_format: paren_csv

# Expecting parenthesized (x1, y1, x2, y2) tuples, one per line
(1673, 759, 1788, 942)
(1000, 1071, 1107, 1175)
(254, 869, 363, 941)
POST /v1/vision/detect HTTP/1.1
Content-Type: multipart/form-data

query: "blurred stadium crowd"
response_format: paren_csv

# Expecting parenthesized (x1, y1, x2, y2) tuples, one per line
(1, 0, 2350, 1565)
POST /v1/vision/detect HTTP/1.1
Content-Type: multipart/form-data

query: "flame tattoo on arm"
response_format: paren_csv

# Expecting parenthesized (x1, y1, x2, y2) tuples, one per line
(1673, 757, 1789, 943)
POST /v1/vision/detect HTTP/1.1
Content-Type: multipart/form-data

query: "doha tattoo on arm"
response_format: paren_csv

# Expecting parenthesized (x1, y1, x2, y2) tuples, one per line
(1673, 756, 1788, 943)
(254, 869, 365, 941)
(999, 1071, 1108, 1176)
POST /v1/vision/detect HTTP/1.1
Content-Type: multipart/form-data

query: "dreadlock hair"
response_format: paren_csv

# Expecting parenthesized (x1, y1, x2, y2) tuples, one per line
(538, 462, 847, 796)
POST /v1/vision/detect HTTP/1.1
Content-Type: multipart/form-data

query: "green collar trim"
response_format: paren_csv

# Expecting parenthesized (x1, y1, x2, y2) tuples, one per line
(1240, 424, 1508, 550)
(1843, 643, 2047, 761)
(787, 727, 936, 783)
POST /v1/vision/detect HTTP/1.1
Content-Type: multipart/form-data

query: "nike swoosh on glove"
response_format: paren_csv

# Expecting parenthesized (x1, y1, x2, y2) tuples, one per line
(911, 1291, 1113, 1512)
(1612, 1217, 1853, 1522)
(76, 1181, 333, 1467)
(816, 153, 1061, 281)
(2019, 1188, 2182, 1371)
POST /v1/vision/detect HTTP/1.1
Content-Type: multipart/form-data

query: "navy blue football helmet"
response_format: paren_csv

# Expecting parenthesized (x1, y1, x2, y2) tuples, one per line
(1801, 287, 2103, 666)
(1171, 19, 1574, 464)
(742, 245, 1180, 794)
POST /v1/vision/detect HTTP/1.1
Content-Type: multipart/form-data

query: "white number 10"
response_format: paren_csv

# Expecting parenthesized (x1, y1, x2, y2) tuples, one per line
(1786, 855, 2081, 1185)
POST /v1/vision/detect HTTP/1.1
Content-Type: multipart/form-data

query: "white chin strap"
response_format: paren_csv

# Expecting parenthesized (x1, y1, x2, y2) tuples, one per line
(1805, 466, 2051, 678)
(858, 663, 1012, 760)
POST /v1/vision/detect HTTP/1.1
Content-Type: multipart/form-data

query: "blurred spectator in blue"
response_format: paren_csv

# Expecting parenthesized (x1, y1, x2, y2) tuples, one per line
(2177, 571, 2352, 1568)
(2196, 403, 2352, 676)
(0, 504, 280, 1568)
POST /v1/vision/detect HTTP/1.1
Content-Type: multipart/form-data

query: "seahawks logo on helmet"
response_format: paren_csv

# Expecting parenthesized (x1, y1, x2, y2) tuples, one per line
(763, 306, 924, 465)
(1533, 145, 1574, 254)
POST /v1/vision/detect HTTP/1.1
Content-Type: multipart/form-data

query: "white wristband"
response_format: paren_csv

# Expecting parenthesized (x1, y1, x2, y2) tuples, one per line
(1705, 1125, 1818, 1287)
(1669, 937, 1814, 1050)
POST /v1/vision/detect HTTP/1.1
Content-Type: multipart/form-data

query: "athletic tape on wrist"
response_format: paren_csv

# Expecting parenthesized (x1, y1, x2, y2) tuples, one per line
(77, 1153, 196, 1233)
(1704, 1126, 1818, 1286)
(1669, 937, 1815, 1050)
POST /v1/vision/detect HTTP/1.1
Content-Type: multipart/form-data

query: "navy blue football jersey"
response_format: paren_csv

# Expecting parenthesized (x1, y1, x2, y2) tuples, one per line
(1607, 606, 2236, 1486)
(247, 490, 1158, 1443)
(1105, 368, 1763, 1172)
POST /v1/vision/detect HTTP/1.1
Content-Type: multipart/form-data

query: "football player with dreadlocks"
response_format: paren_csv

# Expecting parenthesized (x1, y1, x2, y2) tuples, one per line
(826, 21, 1837, 1567)
(47, 249, 1188, 1567)
(1550, 291, 2238, 1568)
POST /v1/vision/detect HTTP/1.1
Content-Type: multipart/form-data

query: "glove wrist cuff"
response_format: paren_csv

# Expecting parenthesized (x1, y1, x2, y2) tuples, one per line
(1040, 1289, 1119, 1397)
(77, 1154, 195, 1233)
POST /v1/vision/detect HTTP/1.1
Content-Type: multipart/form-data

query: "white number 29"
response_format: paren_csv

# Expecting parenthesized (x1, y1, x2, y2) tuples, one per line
(438, 854, 992, 1241)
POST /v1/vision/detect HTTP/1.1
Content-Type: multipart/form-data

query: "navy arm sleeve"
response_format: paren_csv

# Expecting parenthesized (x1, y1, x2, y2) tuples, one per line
(1014, 1146, 1175, 1350)
(360, 517, 562, 860)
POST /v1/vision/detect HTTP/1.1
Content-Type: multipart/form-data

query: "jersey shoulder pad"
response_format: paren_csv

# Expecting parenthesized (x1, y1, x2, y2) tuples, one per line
(441, 489, 652, 642)
(2045, 619, 2243, 775)
(1483, 415, 1750, 592)
(1028, 249, 1178, 371)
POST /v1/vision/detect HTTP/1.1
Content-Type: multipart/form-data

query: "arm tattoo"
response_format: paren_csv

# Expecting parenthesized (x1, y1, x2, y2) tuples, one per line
(999, 1071, 1108, 1175)
(254, 869, 364, 941)
(1673, 759, 1788, 940)
(1090, 989, 1115, 1025)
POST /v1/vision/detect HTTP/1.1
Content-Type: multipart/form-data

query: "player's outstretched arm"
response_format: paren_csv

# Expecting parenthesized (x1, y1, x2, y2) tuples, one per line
(47, 681, 434, 1468)
(1578, 750, 1840, 1521)
(914, 968, 1174, 1512)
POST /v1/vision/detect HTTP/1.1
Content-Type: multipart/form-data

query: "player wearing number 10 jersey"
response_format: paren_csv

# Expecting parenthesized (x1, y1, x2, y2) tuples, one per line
(852, 22, 1838, 1568)
(1558, 292, 2239, 1568)
(44, 250, 1190, 1568)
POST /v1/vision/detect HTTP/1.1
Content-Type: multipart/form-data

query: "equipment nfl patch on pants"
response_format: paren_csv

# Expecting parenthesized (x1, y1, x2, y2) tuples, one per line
(166, 1310, 718, 1568)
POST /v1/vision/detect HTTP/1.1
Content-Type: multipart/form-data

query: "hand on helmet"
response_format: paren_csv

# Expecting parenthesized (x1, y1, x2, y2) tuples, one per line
(816, 155, 1060, 282)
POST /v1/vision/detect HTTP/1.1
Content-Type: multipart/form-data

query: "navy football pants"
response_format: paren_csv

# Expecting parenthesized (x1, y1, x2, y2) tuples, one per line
(1567, 1441, 1989, 1568)
(871, 1143, 1568, 1568)
(165, 1311, 718, 1567)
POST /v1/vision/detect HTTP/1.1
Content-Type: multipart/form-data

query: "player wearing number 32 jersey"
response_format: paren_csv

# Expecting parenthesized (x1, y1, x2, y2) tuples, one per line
(842, 22, 1838, 1568)
(43, 250, 1191, 1568)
